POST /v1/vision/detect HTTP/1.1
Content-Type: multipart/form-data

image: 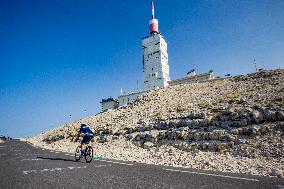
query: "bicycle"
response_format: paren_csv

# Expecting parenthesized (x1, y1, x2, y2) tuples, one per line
(74, 139, 94, 163)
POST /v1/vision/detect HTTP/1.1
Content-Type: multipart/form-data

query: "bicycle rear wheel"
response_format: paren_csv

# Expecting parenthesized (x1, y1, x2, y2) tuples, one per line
(75, 146, 81, 161)
(85, 146, 93, 163)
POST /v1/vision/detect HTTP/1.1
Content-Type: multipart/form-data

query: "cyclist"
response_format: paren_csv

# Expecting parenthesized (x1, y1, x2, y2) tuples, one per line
(76, 124, 94, 156)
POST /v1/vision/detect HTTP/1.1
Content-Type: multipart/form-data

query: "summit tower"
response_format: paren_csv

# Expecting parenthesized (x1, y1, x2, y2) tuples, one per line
(142, 0, 170, 91)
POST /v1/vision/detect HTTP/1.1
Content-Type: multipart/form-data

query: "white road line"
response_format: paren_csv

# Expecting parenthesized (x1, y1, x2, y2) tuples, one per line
(23, 166, 88, 175)
(76, 166, 87, 169)
(0, 146, 6, 148)
(23, 170, 37, 175)
(50, 151, 54, 153)
(163, 168, 259, 182)
(21, 158, 44, 161)
(98, 159, 134, 166)
(55, 152, 59, 154)
(93, 164, 110, 168)
(0, 154, 6, 156)
(40, 169, 50, 173)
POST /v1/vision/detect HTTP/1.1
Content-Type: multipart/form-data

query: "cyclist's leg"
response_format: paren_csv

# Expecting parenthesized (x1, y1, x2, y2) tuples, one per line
(81, 143, 85, 152)
(84, 135, 93, 156)
(81, 135, 88, 155)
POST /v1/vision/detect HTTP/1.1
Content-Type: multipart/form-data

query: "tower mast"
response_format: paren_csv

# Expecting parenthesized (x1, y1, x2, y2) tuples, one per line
(149, 0, 159, 34)
(151, 0, 155, 19)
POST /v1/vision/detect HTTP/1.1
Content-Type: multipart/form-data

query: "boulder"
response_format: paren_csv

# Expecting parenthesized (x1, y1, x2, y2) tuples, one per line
(157, 131, 167, 140)
(208, 130, 226, 140)
(134, 133, 143, 141)
(43, 134, 65, 144)
(201, 142, 209, 150)
(230, 129, 239, 135)
(275, 111, 284, 121)
(174, 141, 190, 151)
(184, 119, 194, 128)
(263, 109, 276, 121)
(168, 120, 178, 128)
(226, 134, 237, 142)
(97, 135, 107, 143)
(154, 121, 168, 130)
(207, 142, 217, 151)
(270, 169, 284, 178)
(166, 130, 177, 140)
(193, 132, 206, 141)
(220, 121, 230, 129)
(125, 134, 133, 141)
(145, 133, 156, 143)
(251, 110, 263, 123)
(143, 142, 155, 150)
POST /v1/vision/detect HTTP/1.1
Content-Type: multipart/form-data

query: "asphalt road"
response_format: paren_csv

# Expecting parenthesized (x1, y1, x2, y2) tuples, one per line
(0, 140, 283, 189)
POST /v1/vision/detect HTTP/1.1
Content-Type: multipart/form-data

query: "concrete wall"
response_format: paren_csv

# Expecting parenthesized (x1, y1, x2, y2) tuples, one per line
(168, 72, 214, 86)
(118, 91, 144, 106)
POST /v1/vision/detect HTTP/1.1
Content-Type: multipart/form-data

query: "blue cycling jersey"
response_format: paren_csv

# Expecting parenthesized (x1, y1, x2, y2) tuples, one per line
(79, 127, 94, 135)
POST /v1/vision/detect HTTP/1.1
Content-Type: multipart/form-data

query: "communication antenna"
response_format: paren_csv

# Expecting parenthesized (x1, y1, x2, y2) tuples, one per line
(253, 58, 258, 72)
(149, 0, 159, 34)
(151, 0, 155, 19)
(137, 80, 139, 91)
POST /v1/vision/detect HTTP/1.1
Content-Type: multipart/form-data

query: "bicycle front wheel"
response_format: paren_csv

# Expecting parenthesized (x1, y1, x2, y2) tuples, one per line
(75, 146, 81, 161)
(85, 146, 93, 163)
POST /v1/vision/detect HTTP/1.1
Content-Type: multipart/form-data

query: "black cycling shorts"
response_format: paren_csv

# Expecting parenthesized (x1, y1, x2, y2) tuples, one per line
(81, 134, 94, 144)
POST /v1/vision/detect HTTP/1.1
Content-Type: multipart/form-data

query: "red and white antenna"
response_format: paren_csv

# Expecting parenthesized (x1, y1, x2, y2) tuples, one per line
(151, 0, 155, 19)
(149, 0, 159, 34)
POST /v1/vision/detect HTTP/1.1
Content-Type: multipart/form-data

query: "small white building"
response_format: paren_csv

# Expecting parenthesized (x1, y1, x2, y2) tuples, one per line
(100, 98, 119, 112)
(118, 91, 144, 106)
(168, 70, 214, 86)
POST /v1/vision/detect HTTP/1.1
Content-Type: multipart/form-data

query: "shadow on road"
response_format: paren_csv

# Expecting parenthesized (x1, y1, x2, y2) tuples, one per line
(37, 156, 83, 163)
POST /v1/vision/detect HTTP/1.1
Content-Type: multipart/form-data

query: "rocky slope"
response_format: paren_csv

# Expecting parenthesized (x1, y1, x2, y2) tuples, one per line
(27, 69, 284, 177)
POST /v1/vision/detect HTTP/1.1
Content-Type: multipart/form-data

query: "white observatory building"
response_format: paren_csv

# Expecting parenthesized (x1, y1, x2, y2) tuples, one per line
(142, 1, 170, 90)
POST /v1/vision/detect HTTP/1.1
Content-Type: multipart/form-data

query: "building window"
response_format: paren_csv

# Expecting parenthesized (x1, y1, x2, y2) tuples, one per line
(127, 98, 129, 102)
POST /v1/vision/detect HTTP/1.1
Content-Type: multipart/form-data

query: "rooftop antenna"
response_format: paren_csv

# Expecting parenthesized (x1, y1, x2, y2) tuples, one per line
(149, 0, 159, 34)
(136, 80, 139, 91)
(151, 0, 155, 19)
(253, 58, 258, 72)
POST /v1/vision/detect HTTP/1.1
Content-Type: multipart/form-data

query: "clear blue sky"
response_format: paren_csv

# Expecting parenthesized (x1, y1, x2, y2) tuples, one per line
(0, 0, 283, 138)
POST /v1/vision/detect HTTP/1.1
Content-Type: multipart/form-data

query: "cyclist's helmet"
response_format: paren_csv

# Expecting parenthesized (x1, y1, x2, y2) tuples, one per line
(80, 124, 87, 129)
